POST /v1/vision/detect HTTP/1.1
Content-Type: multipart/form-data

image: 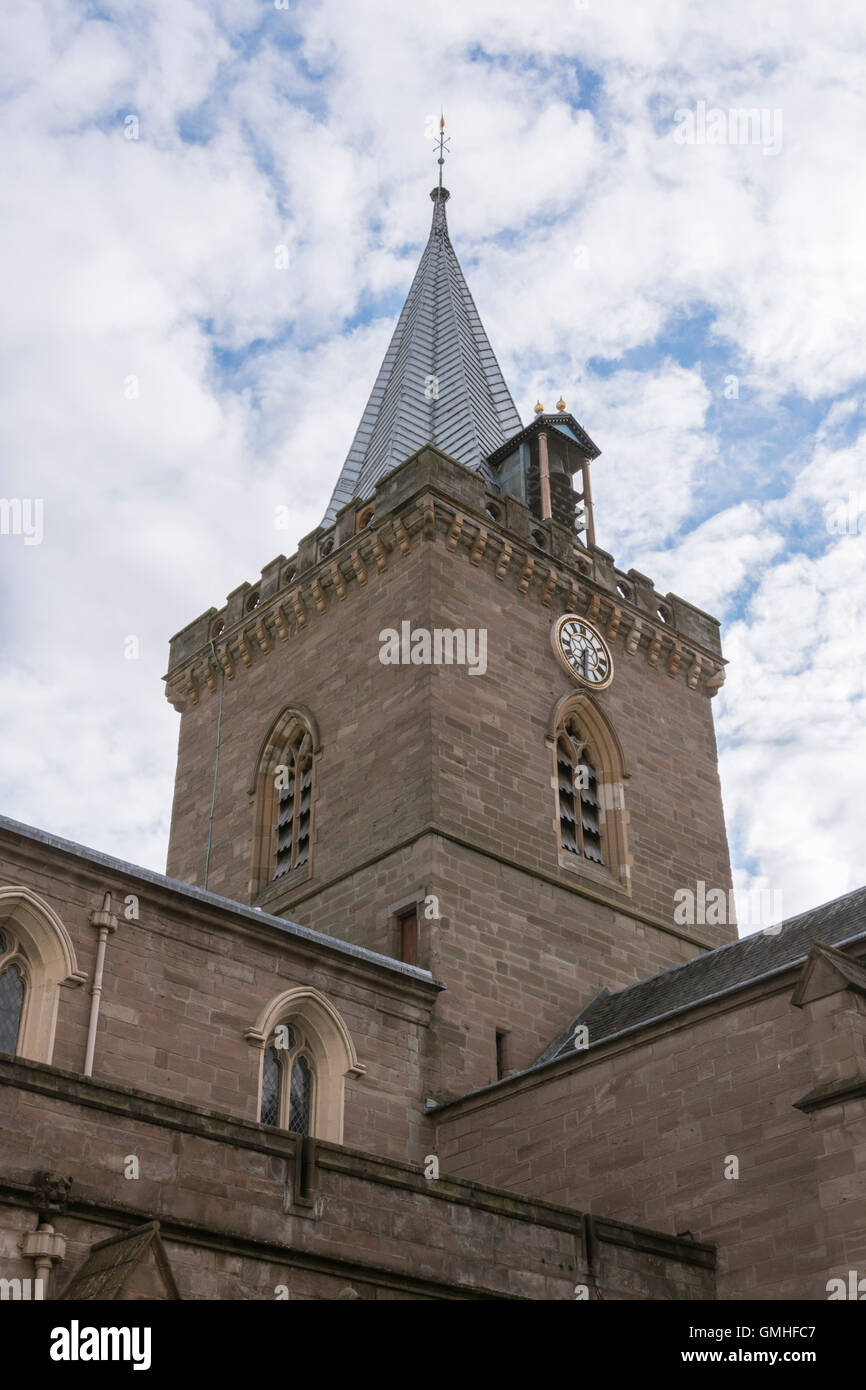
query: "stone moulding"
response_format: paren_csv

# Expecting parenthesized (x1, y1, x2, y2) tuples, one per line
(0, 1057, 716, 1296)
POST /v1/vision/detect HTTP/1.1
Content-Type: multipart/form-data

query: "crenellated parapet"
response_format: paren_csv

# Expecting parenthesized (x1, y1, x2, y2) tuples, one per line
(164, 445, 726, 711)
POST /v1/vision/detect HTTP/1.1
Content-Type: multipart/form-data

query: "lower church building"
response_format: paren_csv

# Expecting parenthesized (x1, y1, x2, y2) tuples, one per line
(1, 180, 864, 1302)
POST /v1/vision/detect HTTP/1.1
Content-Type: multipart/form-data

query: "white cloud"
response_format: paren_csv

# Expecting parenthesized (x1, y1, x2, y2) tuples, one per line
(636, 503, 786, 618)
(0, 0, 864, 932)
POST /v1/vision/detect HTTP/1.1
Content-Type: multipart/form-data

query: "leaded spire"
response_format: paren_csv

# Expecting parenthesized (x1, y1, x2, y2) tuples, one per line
(321, 184, 523, 527)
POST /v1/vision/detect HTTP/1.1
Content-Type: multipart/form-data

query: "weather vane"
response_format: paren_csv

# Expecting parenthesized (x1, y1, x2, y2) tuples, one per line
(433, 111, 450, 199)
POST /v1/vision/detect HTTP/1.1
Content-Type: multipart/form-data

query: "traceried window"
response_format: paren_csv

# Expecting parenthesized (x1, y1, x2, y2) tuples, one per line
(0, 930, 27, 1055)
(260, 1044, 281, 1127)
(0, 887, 85, 1063)
(289, 1056, 313, 1136)
(259, 1023, 316, 1136)
(249, 987, 361, 1145)
(556, 730, 603, 864)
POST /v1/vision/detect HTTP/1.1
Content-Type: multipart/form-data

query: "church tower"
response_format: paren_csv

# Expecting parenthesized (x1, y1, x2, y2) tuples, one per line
(164, 171, 735, 1100)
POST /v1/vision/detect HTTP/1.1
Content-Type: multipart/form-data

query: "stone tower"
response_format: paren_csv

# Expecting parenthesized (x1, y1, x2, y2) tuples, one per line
(164, 184, 734, 1100)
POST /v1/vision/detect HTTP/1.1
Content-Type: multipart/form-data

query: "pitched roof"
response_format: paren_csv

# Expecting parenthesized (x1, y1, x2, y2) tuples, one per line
(0, 814, 440, 989)
(321, 187, 523, 527)
(59, 1221, 180, 1300)
(538, 884, 866, 1063)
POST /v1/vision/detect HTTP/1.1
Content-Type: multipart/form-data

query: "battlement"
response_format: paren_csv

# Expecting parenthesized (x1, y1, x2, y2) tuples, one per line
(165, 446, 725, 710)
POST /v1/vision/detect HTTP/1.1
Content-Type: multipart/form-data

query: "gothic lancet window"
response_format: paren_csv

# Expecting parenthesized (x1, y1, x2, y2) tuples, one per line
(274, 730, 312, 878)
(0, 931, 27, 1055)
(249, 987, 362, 1145)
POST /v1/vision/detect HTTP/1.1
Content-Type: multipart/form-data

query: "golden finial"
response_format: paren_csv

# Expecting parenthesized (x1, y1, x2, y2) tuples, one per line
(556, 397, 566, 412)
(440, 110, 445, 133)
(534, 400, 544, 414)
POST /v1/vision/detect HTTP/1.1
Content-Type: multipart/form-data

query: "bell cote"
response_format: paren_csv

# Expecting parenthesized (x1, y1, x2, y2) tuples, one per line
(485, 406, 601, 548)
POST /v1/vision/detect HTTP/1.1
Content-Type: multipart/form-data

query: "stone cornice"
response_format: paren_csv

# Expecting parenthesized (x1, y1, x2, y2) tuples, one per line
(0, 1056, 714, 1275)
(0, 1180, 511, 1301)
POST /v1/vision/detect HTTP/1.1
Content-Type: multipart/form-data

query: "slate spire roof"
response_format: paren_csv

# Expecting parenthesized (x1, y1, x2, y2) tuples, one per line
(321, 187, 524, 527)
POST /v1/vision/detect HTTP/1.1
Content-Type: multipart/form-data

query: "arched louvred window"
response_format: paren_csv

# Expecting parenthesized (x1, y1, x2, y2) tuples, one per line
(549, 693, 631, 893)
(0, 960, 26, 1055)
(289, 1056, 313, 1136)
(260, 1044, 282, 1126)
(577, 747, 604, 864)
(295, 759, 312, 868)
(249, 707, 320, 900)
(556, 737, 578, 855)
(275, 729, 313, 879)
(557, 729, 604, 864)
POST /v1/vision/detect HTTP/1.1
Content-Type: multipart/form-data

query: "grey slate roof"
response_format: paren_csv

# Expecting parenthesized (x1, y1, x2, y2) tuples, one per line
(321, 187, 524, 527)
(0, 814, 437, 987)
(538, 884, 866, 1063)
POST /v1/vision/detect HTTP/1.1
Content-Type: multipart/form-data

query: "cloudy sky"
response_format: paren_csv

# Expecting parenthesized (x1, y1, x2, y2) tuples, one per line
(1, 0, 864, 932)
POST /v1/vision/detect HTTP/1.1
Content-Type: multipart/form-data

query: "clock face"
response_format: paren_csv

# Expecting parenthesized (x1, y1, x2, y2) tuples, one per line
(552, 614, 613, 689)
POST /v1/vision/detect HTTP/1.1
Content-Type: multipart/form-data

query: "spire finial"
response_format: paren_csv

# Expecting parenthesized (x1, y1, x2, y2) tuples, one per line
(434, 110, 450, 201)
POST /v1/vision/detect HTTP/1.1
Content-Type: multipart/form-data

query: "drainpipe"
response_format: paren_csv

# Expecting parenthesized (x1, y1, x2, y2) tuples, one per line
(84, 891, 118, 1077)
(204, 638, 225, 890)
(538, 430, 552, 521)
(19, 1223, 66, 1299)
